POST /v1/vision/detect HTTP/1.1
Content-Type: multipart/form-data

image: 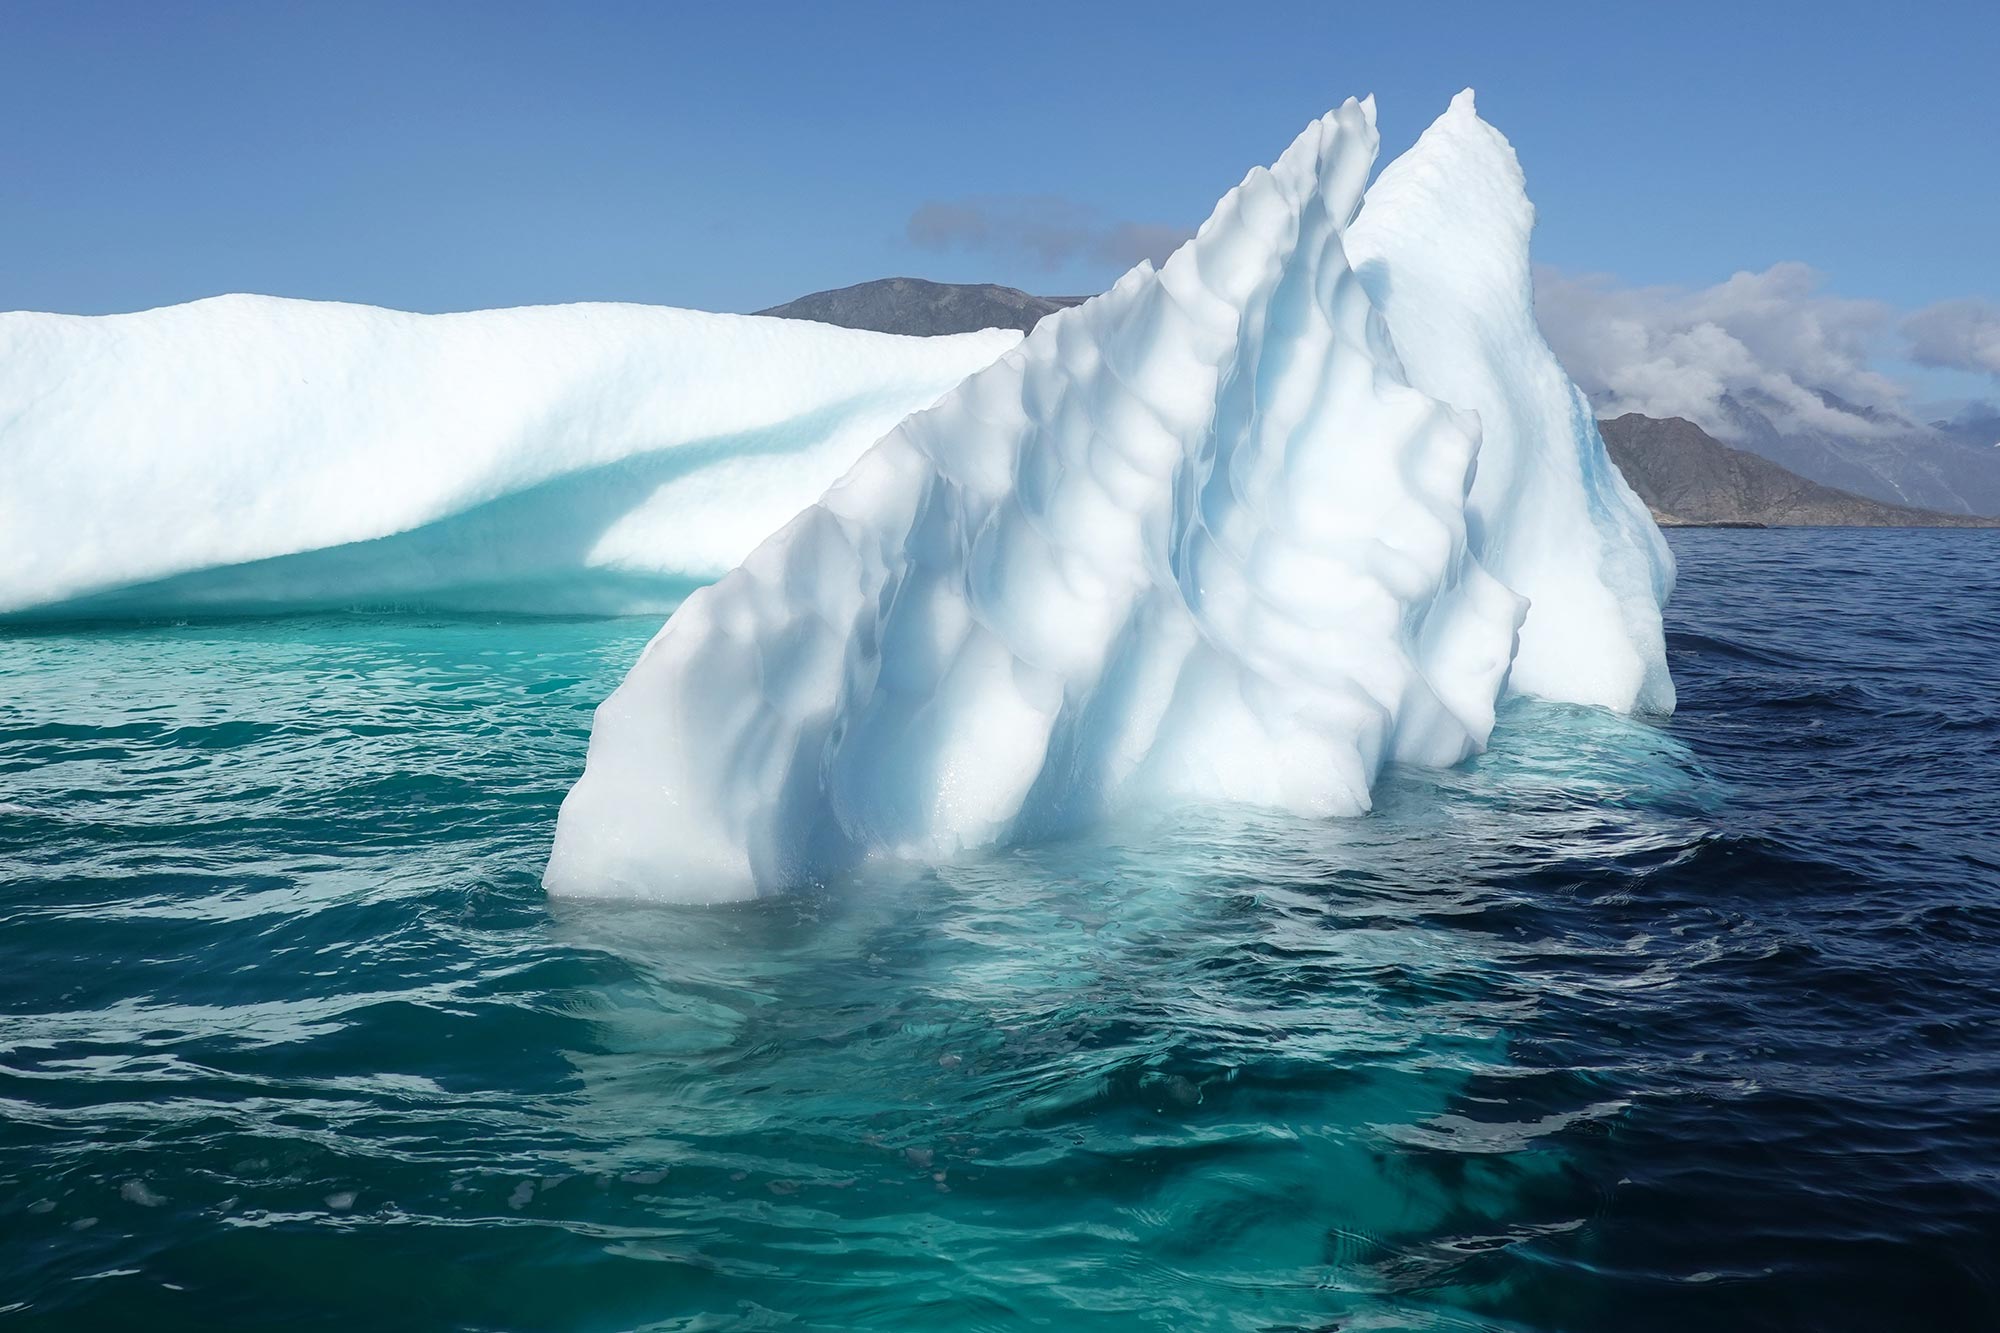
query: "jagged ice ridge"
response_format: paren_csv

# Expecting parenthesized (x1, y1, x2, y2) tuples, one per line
(545, 92, 1676, 903)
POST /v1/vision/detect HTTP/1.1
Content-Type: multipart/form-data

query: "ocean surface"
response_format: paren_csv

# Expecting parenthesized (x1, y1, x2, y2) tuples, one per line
(3, 527, 1996, 1332)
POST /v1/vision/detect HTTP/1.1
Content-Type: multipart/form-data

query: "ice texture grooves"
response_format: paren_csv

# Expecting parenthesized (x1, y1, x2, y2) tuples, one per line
(0, 296, 1018, 617)
(546, 94, 1675, 902)
(1344, 90, 1674, 713)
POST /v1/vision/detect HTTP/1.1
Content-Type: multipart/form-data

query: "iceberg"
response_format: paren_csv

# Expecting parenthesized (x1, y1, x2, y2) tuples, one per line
(0, 296, 1017, 618)
(1344, 91, 1674, 713)
(545, 93, 1674, 903)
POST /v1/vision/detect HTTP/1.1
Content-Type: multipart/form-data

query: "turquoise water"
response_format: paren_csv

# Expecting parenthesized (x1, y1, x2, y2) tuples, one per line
(4, 530, 1998, 1330)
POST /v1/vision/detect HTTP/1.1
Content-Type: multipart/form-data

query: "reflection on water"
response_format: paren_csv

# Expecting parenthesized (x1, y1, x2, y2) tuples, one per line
(552, 780, 1624, 1329)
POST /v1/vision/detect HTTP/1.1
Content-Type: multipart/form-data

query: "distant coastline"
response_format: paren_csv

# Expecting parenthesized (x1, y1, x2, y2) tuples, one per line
(1598, 414, 2000, 530)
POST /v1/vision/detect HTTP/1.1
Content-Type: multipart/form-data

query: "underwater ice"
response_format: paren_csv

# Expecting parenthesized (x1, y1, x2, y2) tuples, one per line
(545, 92, 1675, 903)
(0, 297, 1017, 617)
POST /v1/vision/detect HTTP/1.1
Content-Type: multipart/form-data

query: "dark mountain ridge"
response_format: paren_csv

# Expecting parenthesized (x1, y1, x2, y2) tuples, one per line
(756, 278, 1084, 336)
(1598, 414, 1999, 528)
(1704, 389, 2000, 518)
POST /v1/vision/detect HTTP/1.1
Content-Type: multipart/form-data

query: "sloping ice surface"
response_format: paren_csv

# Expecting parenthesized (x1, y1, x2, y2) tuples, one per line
(546, 93, 1675, 902)
(0, 296, 1018, 618)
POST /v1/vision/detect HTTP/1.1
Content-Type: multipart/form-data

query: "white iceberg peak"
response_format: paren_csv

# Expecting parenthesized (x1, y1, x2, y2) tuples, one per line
(1346, 90, 1675, 712)
(545, 94, 1671, 903)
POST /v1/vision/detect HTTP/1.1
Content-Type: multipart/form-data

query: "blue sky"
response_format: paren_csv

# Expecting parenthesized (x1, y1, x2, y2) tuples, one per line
(1, 0, 1991, 313)
(2, 0, 1995, 405)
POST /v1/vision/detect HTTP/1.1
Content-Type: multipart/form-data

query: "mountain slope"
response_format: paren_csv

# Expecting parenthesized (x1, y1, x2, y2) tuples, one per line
(1599, 414, 2000, 527)
(1710, 390, 2000, 518)
(756, 278, 1084, 335)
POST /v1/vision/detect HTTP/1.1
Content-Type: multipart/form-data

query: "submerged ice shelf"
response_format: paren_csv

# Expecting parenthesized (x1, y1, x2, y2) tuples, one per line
(0, 297, 1017, 617)
(546, 92, 1675, 903)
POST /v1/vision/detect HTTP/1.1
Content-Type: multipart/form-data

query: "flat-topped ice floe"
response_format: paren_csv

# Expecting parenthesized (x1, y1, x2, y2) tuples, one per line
(0, 296, 1018, 617)
(545, 92, 1676, 903)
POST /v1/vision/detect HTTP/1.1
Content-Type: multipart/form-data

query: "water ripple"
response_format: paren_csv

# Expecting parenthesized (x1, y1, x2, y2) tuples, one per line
(2, 532, 1997, 1330)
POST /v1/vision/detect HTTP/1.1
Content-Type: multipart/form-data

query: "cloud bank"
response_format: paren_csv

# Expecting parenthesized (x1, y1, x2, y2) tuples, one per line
(1903, 298, 2000, 378)
(1535, 262, 2000, 443)
(906, 196, 1192, 274)
(1533, 263, 1912, 440)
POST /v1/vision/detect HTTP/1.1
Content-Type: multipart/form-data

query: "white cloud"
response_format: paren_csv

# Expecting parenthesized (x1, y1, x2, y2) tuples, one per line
(1533, 262, 1912, 440)
(1903, 298, 2000, 378)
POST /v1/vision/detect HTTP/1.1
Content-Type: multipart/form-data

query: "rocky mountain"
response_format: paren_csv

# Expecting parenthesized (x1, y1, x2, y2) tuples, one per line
(756, 278, 1084, 336)
(1934, 403, 2000, 451)
(1705, 389, 2000, 518)
(1599, 414, 1999, 527)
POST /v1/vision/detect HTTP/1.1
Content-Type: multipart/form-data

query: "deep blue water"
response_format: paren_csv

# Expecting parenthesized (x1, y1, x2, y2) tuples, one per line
(2, 528, 1997, 1332)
